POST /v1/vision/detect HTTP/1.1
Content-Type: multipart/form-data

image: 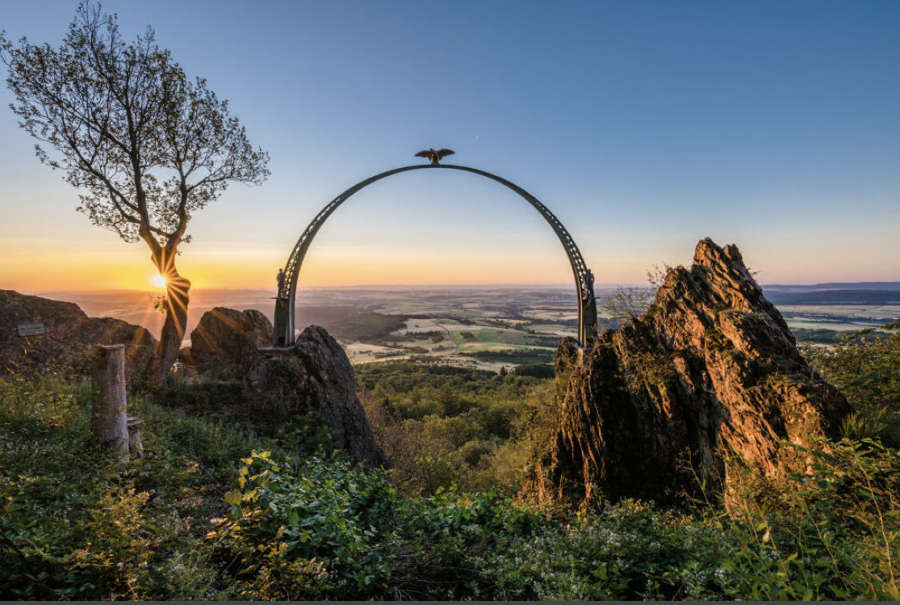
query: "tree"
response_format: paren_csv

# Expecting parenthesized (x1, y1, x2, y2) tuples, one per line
(600, 264, 668, 324)
(1, 2, 270, 384)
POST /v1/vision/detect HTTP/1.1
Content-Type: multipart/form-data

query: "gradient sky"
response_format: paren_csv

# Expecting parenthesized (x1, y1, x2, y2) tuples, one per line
(2, 0, 899, 292)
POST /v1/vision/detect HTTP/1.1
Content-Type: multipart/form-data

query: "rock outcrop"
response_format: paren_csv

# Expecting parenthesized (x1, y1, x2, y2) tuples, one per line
(188, 307, 273, 378)
(0, 290, 156, 377)
(532, 238, 850, 507)
(245, 326, 388, 467)
(185, 308, 386, 467)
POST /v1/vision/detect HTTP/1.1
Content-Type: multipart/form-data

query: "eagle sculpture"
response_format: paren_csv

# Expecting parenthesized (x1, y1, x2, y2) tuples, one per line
(415, 148, 454, 165)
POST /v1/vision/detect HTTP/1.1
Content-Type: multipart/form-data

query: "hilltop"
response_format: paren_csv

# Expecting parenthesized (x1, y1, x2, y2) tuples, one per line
(1, 240, 899, 599)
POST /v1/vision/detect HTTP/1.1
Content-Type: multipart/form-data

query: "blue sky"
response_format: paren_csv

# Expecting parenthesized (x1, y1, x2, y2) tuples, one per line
(2, 0, 899, 290)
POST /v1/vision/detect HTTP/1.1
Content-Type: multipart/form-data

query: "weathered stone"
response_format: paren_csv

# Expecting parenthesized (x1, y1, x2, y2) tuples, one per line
(0, 289, 156, 378)
(531, 238, 850, 507)
(188, 307, 273, 378)
(127, 416, 144, 459)
(244, 325, 388, 467)
(183, 311, 386, 467)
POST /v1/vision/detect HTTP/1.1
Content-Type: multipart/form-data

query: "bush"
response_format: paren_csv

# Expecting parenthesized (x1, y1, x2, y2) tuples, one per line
(211, 450, 544, 600)
(718, 437, 900, 600)
(211, 451, 397, 599)
(479, 500, 731, 600)
(806, 324, 900, 447)
(0, 373, 270, 599)
(358, 362, 554, 495)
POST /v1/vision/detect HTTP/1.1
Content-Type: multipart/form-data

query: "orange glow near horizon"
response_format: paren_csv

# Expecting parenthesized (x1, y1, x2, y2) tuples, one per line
(2, 246, 602, 291)
(1, 235, 896, 294)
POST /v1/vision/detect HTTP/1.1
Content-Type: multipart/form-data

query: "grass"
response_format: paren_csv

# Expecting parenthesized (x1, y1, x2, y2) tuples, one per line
(0, 372, 301, 599)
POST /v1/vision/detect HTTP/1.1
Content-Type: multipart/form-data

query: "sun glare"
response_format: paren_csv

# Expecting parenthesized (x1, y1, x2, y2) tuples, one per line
(152, 274, 167, 288)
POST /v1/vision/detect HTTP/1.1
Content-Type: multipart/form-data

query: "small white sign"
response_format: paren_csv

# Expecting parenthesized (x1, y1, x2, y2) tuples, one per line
(16, 323, 46, 337)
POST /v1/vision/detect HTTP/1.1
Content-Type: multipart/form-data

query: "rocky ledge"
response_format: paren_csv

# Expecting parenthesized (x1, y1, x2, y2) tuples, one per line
(0, 289, 156, 377)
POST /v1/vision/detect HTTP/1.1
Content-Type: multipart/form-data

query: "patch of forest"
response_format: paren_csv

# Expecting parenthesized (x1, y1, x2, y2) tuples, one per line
(294, 305, 408, 342)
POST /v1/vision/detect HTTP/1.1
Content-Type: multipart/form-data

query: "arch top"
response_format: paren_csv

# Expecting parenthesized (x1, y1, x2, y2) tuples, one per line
(273, 163, 598, 347)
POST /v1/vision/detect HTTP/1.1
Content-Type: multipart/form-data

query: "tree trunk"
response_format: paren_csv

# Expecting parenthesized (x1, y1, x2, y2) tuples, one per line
(91, 344, 129, 462)
(152, 258, 191, 387)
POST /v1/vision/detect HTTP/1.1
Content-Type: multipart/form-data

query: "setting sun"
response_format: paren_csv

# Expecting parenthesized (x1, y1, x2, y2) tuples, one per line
(152, 274, 167, 288)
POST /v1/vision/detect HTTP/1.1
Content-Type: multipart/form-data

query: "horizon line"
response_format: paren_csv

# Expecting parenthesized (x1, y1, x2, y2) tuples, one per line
(28, 283, 636, 294)
(22, 279, 900, 295)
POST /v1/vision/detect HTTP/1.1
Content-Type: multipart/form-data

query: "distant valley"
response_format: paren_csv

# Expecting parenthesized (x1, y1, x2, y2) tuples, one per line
(32, 282, 900, 371)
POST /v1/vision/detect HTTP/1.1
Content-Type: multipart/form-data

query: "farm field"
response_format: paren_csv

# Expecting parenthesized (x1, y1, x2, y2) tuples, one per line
(327, 287, 593, 371)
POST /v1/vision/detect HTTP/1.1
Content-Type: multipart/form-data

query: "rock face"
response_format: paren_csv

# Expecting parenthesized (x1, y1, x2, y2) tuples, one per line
(189, 307, 273, 378)
(532, 239, 850, 507)
(186, 308, 387, 467)
(0, 290, 156, 377)
(244, 326, 388, 467)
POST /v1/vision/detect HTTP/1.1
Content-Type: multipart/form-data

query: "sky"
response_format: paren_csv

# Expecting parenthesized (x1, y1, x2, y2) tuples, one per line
(1, 0, 899, 292)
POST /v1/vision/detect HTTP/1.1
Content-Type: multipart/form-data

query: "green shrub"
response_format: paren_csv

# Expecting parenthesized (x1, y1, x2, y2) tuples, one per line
(719, 437, 900, 600)
(211, 451, 397, 599)
(358, 362, 554, 495)
(0, 374, 261, 599)
(211, 450, 544, 600)
(478, 500, 731, 600)
(806, 324, 900, 447)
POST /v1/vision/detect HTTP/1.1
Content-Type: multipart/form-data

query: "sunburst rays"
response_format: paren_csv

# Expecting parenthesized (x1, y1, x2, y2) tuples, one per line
(154, 248, 191, 339)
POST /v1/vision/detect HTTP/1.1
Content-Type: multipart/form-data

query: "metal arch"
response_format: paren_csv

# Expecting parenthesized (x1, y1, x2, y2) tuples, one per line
(273, 164, 598, 347)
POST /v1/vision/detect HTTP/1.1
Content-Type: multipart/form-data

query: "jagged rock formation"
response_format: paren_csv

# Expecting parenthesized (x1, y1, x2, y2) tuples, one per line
(185, 308, 386, 467)
(532, 238, 850, 507)
(245, 326, 388, 466)
(188, 307, 273, 378)
(0, 290, 156, 377)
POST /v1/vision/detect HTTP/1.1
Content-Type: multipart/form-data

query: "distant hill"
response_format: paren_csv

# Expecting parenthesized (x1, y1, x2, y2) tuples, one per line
(763, 282, 900, 305)
(764, 282, 900, 291)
